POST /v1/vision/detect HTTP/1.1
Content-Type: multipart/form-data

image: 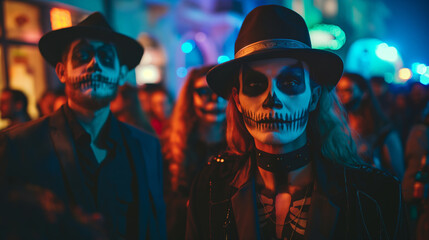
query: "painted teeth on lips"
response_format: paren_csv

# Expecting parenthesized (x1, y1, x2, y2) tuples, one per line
(244, 109, 308, 123)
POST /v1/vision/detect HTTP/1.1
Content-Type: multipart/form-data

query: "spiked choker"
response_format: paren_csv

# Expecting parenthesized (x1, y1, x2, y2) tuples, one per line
(255, 144, 311, 173)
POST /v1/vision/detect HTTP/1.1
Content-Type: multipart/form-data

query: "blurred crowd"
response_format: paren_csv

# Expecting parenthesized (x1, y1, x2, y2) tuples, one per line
(2, 67, 429, 239)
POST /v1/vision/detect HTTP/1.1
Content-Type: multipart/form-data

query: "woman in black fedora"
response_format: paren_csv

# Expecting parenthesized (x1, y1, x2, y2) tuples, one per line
(186, 5, 408, 240)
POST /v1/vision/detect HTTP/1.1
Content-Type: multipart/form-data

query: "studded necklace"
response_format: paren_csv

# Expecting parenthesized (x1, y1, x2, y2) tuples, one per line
(255, 143, 310, 173)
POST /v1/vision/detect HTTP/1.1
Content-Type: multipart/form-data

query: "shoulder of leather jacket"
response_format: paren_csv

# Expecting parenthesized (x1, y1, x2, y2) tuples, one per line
(207, 151, 247, 165)
(346, 163, 400, 192)
(204, 151, 249, 180)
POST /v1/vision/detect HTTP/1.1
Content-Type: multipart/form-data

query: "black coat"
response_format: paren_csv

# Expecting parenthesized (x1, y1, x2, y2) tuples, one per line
(0, 106, 166, 240)
(186, 151, 409, 240)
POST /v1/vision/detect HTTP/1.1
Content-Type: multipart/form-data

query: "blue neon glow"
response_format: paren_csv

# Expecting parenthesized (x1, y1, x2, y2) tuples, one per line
(217, 55, 230, 64)
(412, 62, 421, 73)
(420, 73, 429, 85)
(375, 43, 398, 62)
(176, 67, 188, 78)
(181, 40, 195, 54)
(309, 24, 346, 50)
(416, 64, 427, 75)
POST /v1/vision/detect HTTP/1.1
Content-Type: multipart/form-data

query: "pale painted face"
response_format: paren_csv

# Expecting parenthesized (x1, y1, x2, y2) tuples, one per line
(58, 38, 124, 110)
(235, 58, 313, 145)
(193, 76, 227, 123)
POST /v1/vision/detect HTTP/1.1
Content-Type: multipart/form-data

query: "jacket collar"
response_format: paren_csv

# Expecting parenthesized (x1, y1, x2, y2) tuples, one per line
(49, 106, 96, 212)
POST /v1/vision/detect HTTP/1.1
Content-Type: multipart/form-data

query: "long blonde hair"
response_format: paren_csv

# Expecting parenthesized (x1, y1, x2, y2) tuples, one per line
(226, 82, 362, 167)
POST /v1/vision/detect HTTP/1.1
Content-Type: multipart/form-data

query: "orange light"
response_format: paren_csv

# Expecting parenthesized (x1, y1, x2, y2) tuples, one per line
(50, 8, 72, 30)
(398, 68, 412, 81)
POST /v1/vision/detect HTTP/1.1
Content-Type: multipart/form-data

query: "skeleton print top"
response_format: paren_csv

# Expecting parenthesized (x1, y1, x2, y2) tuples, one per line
(256, 181, 313, 240)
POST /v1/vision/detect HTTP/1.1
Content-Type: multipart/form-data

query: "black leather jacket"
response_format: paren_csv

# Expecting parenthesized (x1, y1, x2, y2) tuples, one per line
(186, 151, 409, 240)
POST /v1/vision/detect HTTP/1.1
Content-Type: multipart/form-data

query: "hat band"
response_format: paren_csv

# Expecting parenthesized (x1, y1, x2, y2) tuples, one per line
(235, 39, 310, 58)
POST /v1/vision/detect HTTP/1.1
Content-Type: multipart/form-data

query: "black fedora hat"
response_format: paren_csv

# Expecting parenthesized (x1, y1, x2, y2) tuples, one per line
(39, 12, 143, 70)
(207, 5, 343, 99)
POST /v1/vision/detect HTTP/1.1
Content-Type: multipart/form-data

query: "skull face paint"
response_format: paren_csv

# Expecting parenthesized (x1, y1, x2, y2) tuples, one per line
(61, 38, 122, 110)
(193, 76, 227, 123)
(236, 58, 312, 145)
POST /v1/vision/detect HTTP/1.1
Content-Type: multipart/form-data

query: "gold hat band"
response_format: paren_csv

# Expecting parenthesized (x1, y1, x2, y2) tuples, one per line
(235, 39, 310, 58)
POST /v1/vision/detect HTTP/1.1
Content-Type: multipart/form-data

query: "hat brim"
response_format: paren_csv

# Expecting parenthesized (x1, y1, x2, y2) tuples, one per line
(38, 26, 143, 70)
(207, 48, 343, 99)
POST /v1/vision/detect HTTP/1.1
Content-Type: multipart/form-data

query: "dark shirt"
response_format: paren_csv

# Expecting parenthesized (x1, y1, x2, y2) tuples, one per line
(64, 105, 138, 239)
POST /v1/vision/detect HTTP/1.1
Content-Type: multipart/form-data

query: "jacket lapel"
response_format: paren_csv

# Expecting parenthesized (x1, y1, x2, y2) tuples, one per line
(120, 126, 152, 240)
(48, 107, 96, 212)
(304, 156, 341, 239)
(231, 178, 261, 240)
(230, 157, 261, 240)
(304, 188, 340, 240)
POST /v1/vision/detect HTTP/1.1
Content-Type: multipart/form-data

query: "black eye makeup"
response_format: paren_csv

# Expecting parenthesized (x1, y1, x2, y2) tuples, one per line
(72, 41, 94, 68)
(97, 45, 115, 68)
(241, 64, 269, 97)
(71, 40, 117, 69)
(275, 63, 306, 95)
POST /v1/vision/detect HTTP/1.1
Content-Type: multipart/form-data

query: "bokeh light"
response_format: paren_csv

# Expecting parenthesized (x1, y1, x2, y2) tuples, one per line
(416, 64, 427, 75)
(181, 40, 195, 54)
(309, 24, 346, 50)
(176, 67, 188, 78)
(217, 55, 230, 64)
(136, 65, 160, 85)
(375, 43, 398, 62)
(398, 68, 412, 81)
(420, 73, 429, 85)
(50, 8, 72, 30)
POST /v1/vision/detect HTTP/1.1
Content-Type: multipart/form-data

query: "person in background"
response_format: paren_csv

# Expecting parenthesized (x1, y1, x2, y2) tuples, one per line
(409, 82, 429, 126)
(139, 84, 173, 136)
(186, 5, 408, 239)
(402, 102, 429, 240)
(0, 12, 166, 239)
(336, 72, 405, 179)
(138, 86, 151, 114)
(162, 65, 227, 240)
(370, 76, 395, 119)
(110, 84, 155, 134)
(37, 90, 57, 117)
(37, 89, 67, 117)
(0, 88, 31, 128)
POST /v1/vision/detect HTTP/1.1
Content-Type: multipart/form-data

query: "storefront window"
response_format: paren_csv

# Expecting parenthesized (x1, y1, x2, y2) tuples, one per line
(4, 0, 43, 43)
(0, 45, 4, 90)
(7, 45, 46, 120)
(0, 45, 8, 129)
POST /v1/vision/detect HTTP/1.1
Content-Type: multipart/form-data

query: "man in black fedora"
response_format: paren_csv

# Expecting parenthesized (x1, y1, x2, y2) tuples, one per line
(0, 12, 166, 239)
(186, 5, 408, 239)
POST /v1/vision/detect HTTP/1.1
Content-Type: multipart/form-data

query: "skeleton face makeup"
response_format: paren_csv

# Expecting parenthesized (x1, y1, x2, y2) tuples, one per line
(193, 76, 227, 123)
(59, 38, 123, 110)
(235, 58, 313, 146)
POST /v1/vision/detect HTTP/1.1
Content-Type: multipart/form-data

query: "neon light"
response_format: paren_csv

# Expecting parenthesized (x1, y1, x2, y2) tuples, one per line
(181, 40, 195, 54)
(420, 73, 429, 85)
(375, 43, 398, 62)
(309, 24, 346, 50)
(416, 64, 427, 75)
(50, 8, 72, 30)
(217, 55, 230, 64)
